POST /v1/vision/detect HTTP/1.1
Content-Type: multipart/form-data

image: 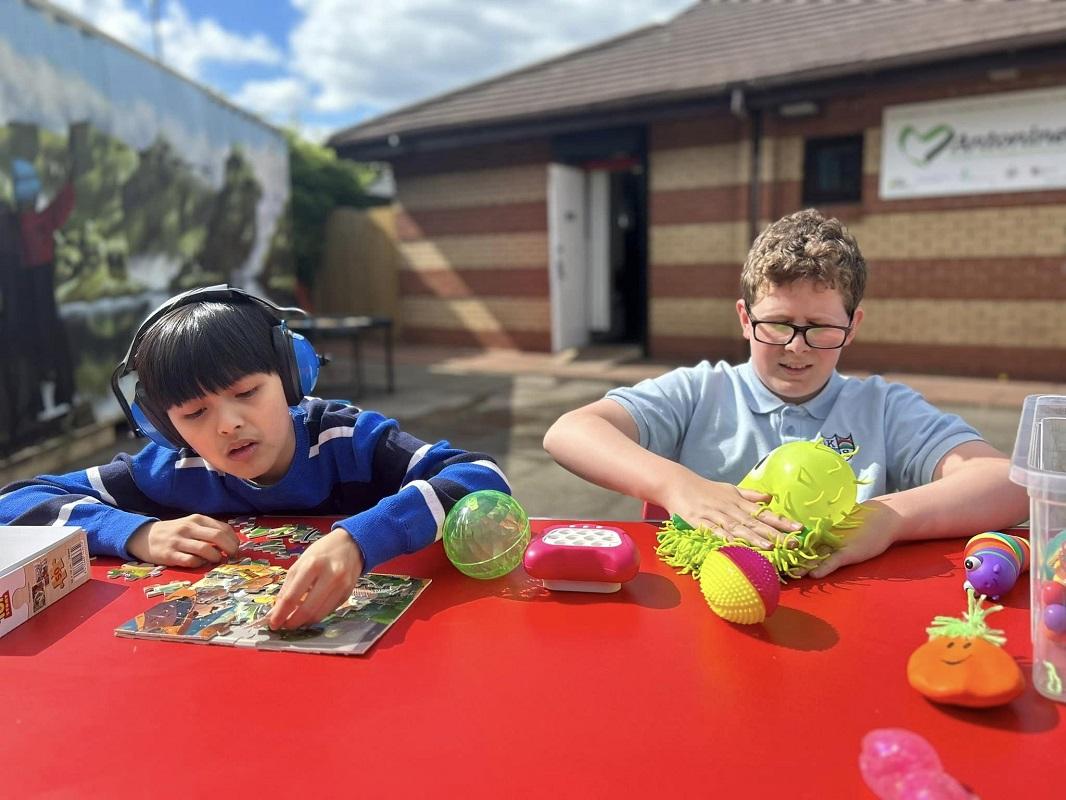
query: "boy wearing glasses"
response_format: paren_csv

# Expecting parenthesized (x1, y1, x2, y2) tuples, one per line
(543, 208, 1027, 577)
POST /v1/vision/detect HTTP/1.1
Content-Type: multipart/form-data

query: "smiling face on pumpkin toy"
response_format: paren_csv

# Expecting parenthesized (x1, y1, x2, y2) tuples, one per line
(906, 590, 1025, 708)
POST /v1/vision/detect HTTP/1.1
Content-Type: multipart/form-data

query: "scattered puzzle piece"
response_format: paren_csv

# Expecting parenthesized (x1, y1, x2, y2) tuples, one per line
(107, 562, 165, 581)
(289, 525, 324, 544)
(242, 526, 284, 540)
(143, 580, 193, 598)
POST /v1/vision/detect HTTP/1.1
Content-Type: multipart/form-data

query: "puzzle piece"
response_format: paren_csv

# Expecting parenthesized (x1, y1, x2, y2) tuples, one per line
(288, 525, 324, 544)
(242, 526, 285, 540)
(107, 562, 165, 581)
(143, 580, 193, 598)
(241, 540, 294, 557)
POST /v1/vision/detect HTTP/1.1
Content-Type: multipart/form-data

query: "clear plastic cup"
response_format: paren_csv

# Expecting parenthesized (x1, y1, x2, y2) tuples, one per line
(1010, 395, 1066, 702)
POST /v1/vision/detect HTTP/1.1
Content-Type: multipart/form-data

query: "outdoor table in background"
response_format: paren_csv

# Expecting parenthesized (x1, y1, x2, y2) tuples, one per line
(1, 518, 1060, 798)
(287, 314, 395, 396)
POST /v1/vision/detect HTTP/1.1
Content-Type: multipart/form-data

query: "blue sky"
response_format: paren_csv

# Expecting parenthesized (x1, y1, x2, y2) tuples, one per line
(49, 0, 695, 141)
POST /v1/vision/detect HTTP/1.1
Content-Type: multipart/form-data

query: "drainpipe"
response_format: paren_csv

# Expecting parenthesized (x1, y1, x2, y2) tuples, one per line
(730, 87, 762, 245)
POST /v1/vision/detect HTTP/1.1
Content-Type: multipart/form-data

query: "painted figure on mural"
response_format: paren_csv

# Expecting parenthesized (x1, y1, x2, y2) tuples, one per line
(1, 121, 83, 452)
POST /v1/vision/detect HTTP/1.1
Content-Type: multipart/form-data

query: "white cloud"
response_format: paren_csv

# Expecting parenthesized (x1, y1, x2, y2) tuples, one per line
(287, 0, 695, 115)
(232, 77, 309, 124)
(49, 0, 281, 81)
(48, 0, 154, 52)
(48, 1, 701, 131)
(159, 3, 281, 79)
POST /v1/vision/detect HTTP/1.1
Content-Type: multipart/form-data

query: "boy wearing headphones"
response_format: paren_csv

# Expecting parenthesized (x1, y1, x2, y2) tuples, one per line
(0, 286, 511, 629)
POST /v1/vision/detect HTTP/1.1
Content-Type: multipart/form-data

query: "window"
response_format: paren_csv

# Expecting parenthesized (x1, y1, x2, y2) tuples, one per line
(802, 134, 863, 204)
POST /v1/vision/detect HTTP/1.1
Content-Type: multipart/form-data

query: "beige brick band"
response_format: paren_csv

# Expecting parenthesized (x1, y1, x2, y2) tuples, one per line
(400, 297, 550, 333)
(398, 164, 548, 210)
(650, 222, 752, 265)
(401, 232, 548, 271)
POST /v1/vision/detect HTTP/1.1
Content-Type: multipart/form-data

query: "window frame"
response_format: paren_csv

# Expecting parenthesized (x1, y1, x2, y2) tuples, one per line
(802, 134, 864, 205)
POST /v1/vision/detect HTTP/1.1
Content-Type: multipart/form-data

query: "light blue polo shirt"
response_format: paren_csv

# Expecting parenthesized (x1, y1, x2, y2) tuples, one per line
(605, 360, 983, 499)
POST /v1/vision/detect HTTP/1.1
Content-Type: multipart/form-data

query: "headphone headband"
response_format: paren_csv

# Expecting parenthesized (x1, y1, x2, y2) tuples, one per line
(113, 284, 307, 378)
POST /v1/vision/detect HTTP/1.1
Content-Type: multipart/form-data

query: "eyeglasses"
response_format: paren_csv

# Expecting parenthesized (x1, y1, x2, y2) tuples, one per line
(745, 306, 853, 350)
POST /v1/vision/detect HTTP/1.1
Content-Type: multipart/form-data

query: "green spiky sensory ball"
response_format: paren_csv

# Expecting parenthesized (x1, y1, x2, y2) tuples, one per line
(657, 441, 866, 581)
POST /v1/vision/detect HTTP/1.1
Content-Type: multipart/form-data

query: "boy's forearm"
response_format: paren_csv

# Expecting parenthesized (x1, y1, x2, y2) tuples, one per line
(875, 460, 1029, 544)
(544, 414, 683, 505)
(0, 483, 154, 559)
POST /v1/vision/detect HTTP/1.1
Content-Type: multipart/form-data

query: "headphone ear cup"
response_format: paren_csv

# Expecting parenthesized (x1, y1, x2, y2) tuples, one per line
(290, 332, 319, 397)
(132, 384, 186, 450)
(271, 325, 303, 405)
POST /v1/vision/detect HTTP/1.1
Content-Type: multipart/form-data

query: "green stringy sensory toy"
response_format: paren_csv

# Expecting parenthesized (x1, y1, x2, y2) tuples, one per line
(656, 440, 867, 581)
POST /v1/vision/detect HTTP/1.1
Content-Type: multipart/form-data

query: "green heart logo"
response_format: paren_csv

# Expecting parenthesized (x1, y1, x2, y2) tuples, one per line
(898, 124, 954, 166)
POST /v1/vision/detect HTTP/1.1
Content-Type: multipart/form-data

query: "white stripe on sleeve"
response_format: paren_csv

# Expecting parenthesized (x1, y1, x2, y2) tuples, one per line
(86, 466, 117, 506)
(54, 496, 101, 526)
(408, 479, 446, 540)
(471, 459, 511, 491)
(404, 444, 432, 479)
(309, 425, 355, 458)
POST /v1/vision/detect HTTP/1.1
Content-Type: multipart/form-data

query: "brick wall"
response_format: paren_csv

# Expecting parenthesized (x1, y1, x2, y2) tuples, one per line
(392, 141, 552, 350)
(647, 64, 1066, 380)
(387, 63, 1066, 379)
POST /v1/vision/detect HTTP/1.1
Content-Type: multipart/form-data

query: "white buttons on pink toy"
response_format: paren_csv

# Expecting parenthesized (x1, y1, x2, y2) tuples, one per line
(523, 524, 640, 592)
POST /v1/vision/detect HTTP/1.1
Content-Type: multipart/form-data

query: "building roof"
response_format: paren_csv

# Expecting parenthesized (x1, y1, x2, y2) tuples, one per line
(330, 0, 1066, 154)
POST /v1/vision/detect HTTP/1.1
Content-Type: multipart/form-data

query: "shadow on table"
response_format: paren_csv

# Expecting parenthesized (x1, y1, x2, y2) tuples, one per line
(0, 578, 125, 656)
(797, 543, 958, 597)
(927, 674, 1060, 734)
(732, 605, 840, 652)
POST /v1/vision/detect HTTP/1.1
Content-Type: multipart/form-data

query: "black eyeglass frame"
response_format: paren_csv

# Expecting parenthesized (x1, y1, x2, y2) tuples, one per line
(744, 304, 854, 350)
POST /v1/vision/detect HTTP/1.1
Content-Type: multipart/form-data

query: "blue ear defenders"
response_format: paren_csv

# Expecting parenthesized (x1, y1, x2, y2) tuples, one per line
(110, 284, 321, 450)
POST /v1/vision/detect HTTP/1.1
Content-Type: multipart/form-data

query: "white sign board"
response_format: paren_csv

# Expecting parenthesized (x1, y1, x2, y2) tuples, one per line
(880, 86, 1066, 199)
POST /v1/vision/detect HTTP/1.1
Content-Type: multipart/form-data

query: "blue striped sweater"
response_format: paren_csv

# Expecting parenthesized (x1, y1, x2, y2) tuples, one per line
(0, 398, 511, 570)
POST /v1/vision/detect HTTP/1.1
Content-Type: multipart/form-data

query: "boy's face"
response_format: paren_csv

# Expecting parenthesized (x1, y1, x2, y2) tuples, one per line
(166, 372, 296, 484)
(736, 279, 863, 404)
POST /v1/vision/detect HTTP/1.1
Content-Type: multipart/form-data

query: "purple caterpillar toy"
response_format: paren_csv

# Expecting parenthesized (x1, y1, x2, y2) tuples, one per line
(962, 531, 1030, 599)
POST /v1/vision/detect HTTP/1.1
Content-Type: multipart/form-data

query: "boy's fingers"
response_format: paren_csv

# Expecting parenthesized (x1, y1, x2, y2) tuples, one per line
(737, 489, 771, 503)
(725, 518, 773, 548)
(269, 568, 314, 629)
(283, 580, 342, 629)
(177, 533, 226, 562)
(169, 550, 207, 568)
(183, 524, 238, 558)
(810, 552, 844, 579)
(751, 506, 802, 532)
(200, 520, 240, 554)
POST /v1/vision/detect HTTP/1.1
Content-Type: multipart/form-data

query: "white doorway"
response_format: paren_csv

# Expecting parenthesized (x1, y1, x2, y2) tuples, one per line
(547, 164, 614, 352)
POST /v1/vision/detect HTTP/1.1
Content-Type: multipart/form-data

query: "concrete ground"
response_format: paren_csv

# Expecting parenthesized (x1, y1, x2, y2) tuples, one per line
(62, 341, 1066, 522)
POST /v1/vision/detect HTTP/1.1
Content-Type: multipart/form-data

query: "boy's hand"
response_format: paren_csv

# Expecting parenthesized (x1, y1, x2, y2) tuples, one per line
(663, 473, 801, 548)
(268, 529, 364, 630)
(808, 500, 898, 578)
(127, 515, 239, 567)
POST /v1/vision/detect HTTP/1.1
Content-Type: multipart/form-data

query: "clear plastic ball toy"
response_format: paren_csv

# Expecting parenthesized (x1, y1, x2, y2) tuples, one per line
(442, 490, 530, 579)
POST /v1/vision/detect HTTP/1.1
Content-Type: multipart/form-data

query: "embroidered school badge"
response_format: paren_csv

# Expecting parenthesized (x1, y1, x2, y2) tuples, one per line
(821, 433, 857, 460)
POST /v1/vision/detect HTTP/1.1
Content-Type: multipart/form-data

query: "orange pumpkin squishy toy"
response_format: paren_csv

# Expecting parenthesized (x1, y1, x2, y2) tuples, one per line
(907, 589, 1024, 708)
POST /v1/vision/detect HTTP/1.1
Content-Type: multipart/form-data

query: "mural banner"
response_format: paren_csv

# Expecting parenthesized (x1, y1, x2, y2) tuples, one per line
(0, 2, 293, 456)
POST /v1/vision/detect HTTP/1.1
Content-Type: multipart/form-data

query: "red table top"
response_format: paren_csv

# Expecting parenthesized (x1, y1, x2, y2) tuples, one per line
(1, 519, 1058, 799)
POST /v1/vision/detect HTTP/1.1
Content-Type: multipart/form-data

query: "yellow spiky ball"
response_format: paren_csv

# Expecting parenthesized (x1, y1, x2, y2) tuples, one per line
(698, 546, 779, 624)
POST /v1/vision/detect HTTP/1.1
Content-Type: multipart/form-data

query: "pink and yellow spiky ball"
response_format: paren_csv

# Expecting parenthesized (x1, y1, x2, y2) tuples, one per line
(698, 546, 780, 624)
